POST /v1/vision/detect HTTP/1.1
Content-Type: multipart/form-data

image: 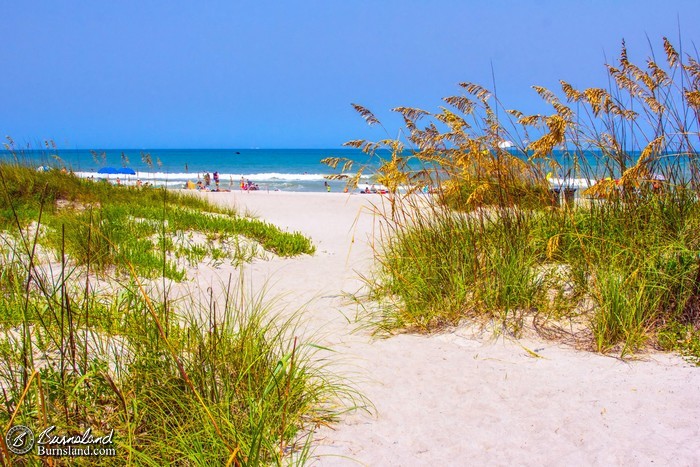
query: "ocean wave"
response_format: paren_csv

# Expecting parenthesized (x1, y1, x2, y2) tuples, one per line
(74, 170, 597, 190)
(74, 171, 366, 182)
(549, 177, 595, 189)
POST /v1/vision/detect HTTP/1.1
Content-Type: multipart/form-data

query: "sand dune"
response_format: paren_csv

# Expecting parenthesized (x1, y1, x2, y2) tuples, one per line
(196, 190, 700, 466)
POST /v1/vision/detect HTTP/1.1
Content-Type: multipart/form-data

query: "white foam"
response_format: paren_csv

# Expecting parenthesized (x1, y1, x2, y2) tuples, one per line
(548, 177, 595, 189)
(74, 171, 367, 182)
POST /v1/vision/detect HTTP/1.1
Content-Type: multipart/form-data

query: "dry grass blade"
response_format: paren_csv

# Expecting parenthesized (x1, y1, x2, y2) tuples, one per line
(393, 106, 430, 121)
(351, 103, 381, 126)
(532, 85, 557, 104)
(560, 80, 584, 101)
(341, 139, 366, 149)
(459, 81, 491, 101)
(435, 108, 469, 131)
(686, 90, 700, 108)
(442, 96, 476, 115)
(663, 36, 679, 67)
(506, 109, 524, 119)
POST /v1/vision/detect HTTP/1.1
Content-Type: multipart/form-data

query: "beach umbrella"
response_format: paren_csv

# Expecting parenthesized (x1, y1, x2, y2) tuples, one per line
(117, 167, 136, 175)
(97, 167, 119, 174)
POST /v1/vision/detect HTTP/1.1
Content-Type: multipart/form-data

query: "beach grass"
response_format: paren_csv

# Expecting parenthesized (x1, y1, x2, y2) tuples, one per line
(0, 162, 314, 281)
(331, 37, 700, 361)
(0, 161, 360, 464)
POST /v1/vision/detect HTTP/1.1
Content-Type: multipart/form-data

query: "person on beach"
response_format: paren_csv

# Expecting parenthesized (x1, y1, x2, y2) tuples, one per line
(136, 179, 142, 188)
(213, 171, 220, 190)
(324, 181, 331, 192)
(240, 177, 245, 190)
(116, 177, 121, 186)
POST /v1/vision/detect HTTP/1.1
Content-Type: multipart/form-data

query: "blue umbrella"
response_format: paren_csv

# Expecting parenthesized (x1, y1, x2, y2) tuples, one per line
(97, 167, 119, 174)
(117, 167, 136, 175)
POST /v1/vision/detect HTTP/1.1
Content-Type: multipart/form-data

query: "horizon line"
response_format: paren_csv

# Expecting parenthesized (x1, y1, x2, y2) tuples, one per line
(0, 146, 358, 151)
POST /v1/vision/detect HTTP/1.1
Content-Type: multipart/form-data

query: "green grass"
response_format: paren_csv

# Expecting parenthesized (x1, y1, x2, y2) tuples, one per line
(0, 160, 360, 465)
(366, 191, 700, 359)
(332, 36, 700, 360)
(658, 321, 700, 365)
(371, 202, 546, 334)
(0, 162, 314, 281)
(0, 263, 362, 464)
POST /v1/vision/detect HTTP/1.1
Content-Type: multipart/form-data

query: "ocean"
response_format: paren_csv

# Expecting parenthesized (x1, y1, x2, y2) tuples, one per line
(1, 148, 374, 192)
(1, 147, 686, 192)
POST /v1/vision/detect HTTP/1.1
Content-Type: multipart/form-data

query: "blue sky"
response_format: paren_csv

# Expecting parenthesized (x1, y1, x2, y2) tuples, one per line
(1, 1, 699, 149)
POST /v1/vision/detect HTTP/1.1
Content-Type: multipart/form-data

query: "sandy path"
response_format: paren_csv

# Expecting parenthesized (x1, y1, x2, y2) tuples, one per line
(197, 191, 700, 466)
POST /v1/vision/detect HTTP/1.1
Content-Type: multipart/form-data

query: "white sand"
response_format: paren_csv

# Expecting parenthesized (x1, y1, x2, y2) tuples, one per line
(195, 190, 700, 466)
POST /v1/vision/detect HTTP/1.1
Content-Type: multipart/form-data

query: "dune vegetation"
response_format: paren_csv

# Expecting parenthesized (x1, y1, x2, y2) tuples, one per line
(326, 37, 700, 362)
(0, 160, 362, 465)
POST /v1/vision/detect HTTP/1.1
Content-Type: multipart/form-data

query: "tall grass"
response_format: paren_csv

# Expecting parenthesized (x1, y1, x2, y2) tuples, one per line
(329, 37, 700, 360)
(0, 162, 314, 281)
(370, 203, 542, 333)
(0, 164, 361, 465)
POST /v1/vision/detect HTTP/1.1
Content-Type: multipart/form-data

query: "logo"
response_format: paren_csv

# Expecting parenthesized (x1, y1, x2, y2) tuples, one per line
(6, 425, 35, 455)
